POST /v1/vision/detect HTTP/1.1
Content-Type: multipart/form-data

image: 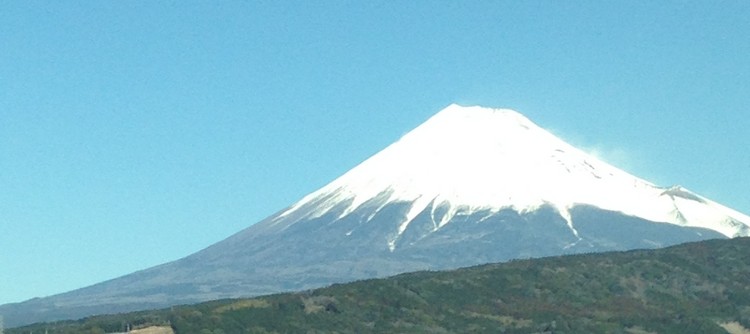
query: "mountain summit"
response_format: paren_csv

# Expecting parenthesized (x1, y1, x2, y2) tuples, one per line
(275, 104, 749, 248)
(4, 104, 749, 327)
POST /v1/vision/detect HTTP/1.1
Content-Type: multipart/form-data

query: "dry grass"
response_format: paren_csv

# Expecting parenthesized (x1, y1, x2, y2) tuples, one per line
(213, 299, 270, 313)
(719, 322, 750, 334)
(625, 326, 657, 334)
(129, 326, 174, 334)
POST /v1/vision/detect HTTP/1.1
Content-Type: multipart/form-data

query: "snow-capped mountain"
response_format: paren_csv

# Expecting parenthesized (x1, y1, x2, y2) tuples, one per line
(3, 104, 749, 327)
(273, 104, 749, 245)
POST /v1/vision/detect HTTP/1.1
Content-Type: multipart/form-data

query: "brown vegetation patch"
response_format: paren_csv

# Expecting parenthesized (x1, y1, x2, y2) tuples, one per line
(719, 321, 750, 334)
(302, 295, 338, 314)
(129, 326, 174, 334)
(213, 299, 270, 313)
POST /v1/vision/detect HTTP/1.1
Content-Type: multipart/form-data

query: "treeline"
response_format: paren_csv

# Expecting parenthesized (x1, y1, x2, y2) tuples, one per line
(9, 237, 750, 333)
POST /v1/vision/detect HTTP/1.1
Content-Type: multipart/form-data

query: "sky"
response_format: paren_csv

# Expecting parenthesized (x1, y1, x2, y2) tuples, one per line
(1, 1, 749, 305)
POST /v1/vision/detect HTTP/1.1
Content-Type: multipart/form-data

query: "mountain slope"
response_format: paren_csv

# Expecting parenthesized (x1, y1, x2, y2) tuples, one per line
(10, 237, 750, 333)
(3, 104, 749, 327)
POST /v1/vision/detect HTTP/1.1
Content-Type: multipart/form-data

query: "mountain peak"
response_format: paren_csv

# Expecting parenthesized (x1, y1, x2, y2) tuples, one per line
(277, 104, 750, 244)
(277, 105, 564, 225)
(415, 104, 540, 146)
(435, 103, 532, 124)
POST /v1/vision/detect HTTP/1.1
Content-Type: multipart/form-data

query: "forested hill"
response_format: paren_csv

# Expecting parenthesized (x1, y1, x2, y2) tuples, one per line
(9, 237, 750, 334)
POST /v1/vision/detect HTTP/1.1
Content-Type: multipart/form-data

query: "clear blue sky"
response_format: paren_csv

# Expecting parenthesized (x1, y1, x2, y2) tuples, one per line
(2, 1, 749, 305)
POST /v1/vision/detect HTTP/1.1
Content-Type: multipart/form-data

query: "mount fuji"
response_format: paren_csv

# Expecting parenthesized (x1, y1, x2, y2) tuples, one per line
(3, 104, 749, 327)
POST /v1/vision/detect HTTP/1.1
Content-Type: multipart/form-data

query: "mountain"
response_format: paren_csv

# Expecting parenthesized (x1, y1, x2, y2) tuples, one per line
(10, 237, 750, 333)
(3, 104, 749, 327)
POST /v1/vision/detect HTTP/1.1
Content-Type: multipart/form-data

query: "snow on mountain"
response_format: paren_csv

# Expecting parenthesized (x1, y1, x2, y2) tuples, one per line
(275, 104, 750, 249)
(4, 104, 749, 328)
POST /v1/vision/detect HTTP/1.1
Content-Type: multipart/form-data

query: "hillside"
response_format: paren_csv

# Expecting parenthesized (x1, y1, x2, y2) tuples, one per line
(8, 237, 750, 333)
